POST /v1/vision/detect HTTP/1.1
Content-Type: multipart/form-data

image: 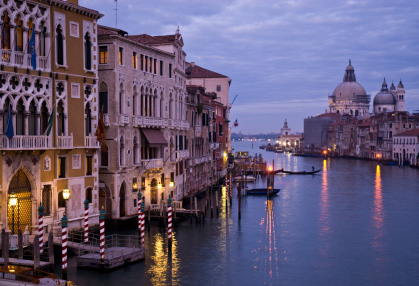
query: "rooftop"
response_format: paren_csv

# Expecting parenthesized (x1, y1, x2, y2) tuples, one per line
(186, 62, 229, 79)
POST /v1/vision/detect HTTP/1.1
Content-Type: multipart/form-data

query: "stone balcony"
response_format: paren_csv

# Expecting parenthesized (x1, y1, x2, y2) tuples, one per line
(0, 49, 49, 71)
(210, 142, 220, 150)
(194, 125, 201, 137)
(119, 114, 130, 125)
(57, 135, 73, 149)
(142, 158, 163, 169)
(85, 136, 100, 148)
(0, 135, 51, 150)
(178, 150, 190, 159)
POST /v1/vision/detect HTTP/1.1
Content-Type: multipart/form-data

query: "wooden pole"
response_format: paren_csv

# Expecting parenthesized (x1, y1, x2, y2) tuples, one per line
(167, 197, 172, 252)
(148, 208, 151, 231)
(210, 189, 213, 218)
(99, 208, 105, 262)
(238, 184, 241, 221)
(61, 214, 68, 281)
(215, 190, 219, 216)
(194, 197, 198, 224)
(34, 234, 40, 270)
(84, 200, 89, 243)
(137, 191, 142, 237)
(141, 198, 145, 248)
(38, 204, 44, 254)
(4, 231, 9, 267)
(48, 231, 54, 265)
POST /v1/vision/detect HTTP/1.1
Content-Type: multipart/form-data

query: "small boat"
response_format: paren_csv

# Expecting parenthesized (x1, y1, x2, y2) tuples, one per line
(246, 188, 280, 195)
(380, 161, 397, 166)
(280, 169, 321, 174)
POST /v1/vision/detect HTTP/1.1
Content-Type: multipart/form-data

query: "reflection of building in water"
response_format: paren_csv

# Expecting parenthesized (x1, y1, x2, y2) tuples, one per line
(275, 120, 302, 149)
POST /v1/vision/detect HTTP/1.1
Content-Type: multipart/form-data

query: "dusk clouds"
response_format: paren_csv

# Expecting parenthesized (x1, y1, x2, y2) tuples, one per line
(81, 0, 419, 133)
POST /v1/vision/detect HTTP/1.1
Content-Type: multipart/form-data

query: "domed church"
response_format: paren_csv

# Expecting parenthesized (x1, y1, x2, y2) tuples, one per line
(373, 78, 405, 114)
(328, 60, 370, 117)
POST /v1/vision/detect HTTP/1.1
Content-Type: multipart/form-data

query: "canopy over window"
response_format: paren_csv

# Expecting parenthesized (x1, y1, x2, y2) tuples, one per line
(142, 129, 168, 147)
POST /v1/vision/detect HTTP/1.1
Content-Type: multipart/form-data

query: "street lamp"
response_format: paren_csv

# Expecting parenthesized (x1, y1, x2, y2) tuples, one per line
(9, 192, 17, 234)
(62, 187, 70, 215)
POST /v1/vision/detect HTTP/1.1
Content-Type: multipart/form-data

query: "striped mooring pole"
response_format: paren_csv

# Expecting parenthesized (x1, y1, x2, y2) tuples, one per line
(137, 191, 142, 236)
(141, 197, 145, 248)
(100, 207, 105, 262)
(84, 200, 89, 243)
(38, 203, 44, 254)
(61, 213, 68, 281)
(168, 196, 173, 251)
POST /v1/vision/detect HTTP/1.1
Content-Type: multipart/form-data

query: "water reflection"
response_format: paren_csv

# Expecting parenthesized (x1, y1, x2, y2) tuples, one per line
(372, 165, 384, 242)
(319, 159, 330, 237)
(147, 232, 180, 286)
(253, 198, 279, 280)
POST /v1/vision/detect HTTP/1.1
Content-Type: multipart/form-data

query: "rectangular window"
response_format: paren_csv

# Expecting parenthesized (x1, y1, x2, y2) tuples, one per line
(160, 60, 164, 76)
(71, 83, 80, 98)
(140, 54, 144, 70)
(219, 123, 223, 136)
(217, 85, 221, 92)
(99, 46, 108, 64)
(133, 52, 137, 69)
(170, 172, 175, 183)
(70, 22, 79, 38)
(119, 47, 123, 65)
(86, 155, 93, 176)
(154, 59, 157, 74)
(169, 64, 172, 78)
(42, 185, 51, 216)
(149, 57, 152, 73)
(161, 174, 165, 187)
(141, 177, 146, 189)
(145, 56, 148, 71)
(58, 157, 66, 178)
(101, 150, 108, 167)
(99, 92, 108, 113)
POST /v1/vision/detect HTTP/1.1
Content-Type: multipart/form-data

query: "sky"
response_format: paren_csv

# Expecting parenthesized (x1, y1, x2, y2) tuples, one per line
(81, 0, 419, 134)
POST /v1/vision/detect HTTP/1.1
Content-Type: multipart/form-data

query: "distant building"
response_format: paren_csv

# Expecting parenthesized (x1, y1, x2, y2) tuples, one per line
(328, 61, 370, 117)
(393, 129, 419, 166)
(276, 120, 302, 149)
(373, 79, 405, 114)
(303, 113, 339, 154)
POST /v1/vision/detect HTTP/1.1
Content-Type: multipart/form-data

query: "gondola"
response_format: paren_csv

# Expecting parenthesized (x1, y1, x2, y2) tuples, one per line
(246, 188, 280, 196)
(280, 169, 321, 174)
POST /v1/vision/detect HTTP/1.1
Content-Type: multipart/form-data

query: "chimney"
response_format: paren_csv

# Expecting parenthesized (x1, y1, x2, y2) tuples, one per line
(66, 0, 79, 5)
(191, 62, 195, 67)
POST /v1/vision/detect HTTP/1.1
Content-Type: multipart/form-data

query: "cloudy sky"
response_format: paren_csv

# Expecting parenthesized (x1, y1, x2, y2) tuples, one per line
(81, 0, 419, 134)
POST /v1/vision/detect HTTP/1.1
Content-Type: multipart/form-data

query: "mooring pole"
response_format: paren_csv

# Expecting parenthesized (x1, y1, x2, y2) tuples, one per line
(100, 207, 106, 262)
(141, 197, 145, 248)
(38, 204, 44, 254)
(137, 191, 142, 238)
(84, 200, 89, 243)
(168, 197, 173, 252)
(61, 213, 68, 281)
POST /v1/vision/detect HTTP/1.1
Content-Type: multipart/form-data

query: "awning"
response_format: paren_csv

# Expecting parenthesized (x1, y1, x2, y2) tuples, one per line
(142, 129, 168, 147)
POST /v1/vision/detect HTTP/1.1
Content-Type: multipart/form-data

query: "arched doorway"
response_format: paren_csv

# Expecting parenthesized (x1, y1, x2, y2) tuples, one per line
(99, 185, 112, 220)
(8, 170, 32, 234)
(150, 178, 158, 204)
(119, 183, 126, 217)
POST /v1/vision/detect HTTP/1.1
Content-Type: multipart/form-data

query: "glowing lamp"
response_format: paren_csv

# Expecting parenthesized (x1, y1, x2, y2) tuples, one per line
(323, 150, 327, 155)
(376, 154, 380, 158)
(223, 152, 227, 158)
(157, 183, 162, 189)
(133, 181, 138, 190)
(9, 192, 17, 207)
(62, 187, 70, 200)
(268, 166, 272, 171)
(169, 182, 174, 187)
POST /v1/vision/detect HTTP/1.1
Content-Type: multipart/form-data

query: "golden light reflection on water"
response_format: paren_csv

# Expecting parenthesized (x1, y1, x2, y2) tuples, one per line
(252, 199, 279, 279)
(147, 231, 180, 286)
(319, 159, 330, 237)
(373, 165, 384, 242)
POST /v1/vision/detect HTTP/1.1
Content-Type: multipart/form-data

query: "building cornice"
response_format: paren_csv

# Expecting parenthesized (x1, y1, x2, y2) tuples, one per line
(42, 0, 103, 19)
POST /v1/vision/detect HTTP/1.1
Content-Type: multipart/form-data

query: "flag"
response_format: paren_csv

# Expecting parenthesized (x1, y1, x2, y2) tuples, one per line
(44, 107, 54, 136)
(234, 119, 238, 127)
(5, 104, 13, 139)
(28, 29, 36, 70)
(95, 110, 108, 152)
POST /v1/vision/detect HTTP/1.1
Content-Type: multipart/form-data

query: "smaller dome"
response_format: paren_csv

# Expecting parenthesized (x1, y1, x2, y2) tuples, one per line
(398, 80, 404, 89)
(373, 90, 396, 105)
(390, 82, 396, 91)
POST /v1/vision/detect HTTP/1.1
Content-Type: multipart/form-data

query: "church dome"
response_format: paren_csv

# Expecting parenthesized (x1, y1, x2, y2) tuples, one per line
(332, 60, 367, 100)
(373, 78, 396, 105)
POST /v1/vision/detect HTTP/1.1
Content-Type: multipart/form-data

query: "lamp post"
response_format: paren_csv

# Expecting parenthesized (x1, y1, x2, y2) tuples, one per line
(62, 187, 70, 215)
(9, 192, 17, 235)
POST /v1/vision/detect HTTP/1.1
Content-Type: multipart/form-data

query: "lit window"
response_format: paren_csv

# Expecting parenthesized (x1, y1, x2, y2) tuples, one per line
(133, 52, 137, 69)
(99, 46, 108, 64)
(119, 47, 123, 65)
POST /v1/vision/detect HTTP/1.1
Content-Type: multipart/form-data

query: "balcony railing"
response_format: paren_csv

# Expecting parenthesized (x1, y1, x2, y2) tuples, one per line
(210, 142, 219, 150)
(57, 135, 73, 149)
(195, 125, 201, 137)
(104, 114, 110, 126)
(178, 150, 189, 159)
(133, 115, 142, 127)
(0, 135, 51, 150)
(85, 136, 100, 148)
(0, 49, 50, 71)
(143, 116, 163, 128)
(119, 114, 130, 125)
(141, 158, 163, 169)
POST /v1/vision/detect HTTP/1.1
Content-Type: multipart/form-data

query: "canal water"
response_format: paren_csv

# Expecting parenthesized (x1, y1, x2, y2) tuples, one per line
(69, 140, 419, 286)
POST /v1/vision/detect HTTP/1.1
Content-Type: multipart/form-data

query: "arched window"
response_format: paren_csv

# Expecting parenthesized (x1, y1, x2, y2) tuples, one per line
(133, 136, 139, 165)
(57, 101, 65, 136)
(39, 25, 47, 57)
(14, 16, 23, 52)
(2, 98, 11, 132)
(84, 33, 91, 70)
(56, 25, 64, 65)
(29, 100, 37, 135)
(133, 86, 137, 116)
(99, 82, 108, 113)
(41, 102, 48, 134)
(1, 12, 11, 50)
(120, 136, 125, 166)
(85, 187, 93, 203)
(85, 103, 92, 136)
(160, 92, 164, 118)
(119, 83, 124, 114)
(169, 94, 173, 119)
(16, 99, 24, 135)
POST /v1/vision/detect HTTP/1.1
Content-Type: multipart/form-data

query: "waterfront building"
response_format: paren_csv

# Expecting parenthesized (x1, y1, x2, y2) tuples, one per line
(275, 120, 302, 150)
(97, 25, 188, 219)
(303, 113, 339, 154)
(328, 61, 370, 117)
(186, 62, 231, 175)
(355, 118, 371, 159)
(211, 96, 227, 178)
(326, 115, 357, 157)
(185, 85, 216, 195)
(373, 79, 405, 114)
(0, 0, 102, 233)
(393, 129, 419, 166)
